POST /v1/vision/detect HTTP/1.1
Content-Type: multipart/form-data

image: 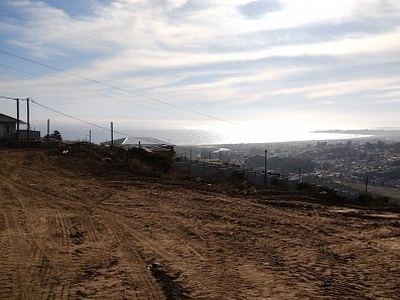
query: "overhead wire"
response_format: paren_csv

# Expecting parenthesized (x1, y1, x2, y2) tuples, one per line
(30, 98, 163, 144)
(0, 62, 204, 124)
(0, 95, 28, 101)
(2, 93, 171, 144)
(1, 94, 156, 143)
(0, 49, 231, 124)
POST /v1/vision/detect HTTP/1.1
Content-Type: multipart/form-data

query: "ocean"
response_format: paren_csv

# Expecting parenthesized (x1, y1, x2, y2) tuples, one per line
(125, 129, 370, 146)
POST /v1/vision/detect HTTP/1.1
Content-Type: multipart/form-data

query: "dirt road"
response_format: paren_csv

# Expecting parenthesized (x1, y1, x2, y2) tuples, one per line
(1, 149, 399, 299)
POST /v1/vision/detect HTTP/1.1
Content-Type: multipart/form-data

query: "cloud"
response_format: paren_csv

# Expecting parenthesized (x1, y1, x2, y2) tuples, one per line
(239, 0, 283, 18)
(4, 0, 400, 59)
(1, 0, 400, 133)
(270, 77, 400, 99)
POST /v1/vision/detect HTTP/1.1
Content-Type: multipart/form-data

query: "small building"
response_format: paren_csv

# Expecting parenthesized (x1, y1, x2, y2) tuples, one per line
(0, 113, 41, 142)
(0, 113, 23, 139)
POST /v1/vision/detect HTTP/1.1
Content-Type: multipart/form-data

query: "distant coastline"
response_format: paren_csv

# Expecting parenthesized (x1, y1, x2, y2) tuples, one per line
(313, 129, 394, 135)
(313, 129, 400, 140)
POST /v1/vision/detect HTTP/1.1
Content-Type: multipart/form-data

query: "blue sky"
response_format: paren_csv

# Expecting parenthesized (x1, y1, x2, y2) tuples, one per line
(1, 0, 400, 141)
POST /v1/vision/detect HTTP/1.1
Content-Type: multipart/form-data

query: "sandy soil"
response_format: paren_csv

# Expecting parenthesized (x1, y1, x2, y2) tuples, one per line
(1, 149, 399, 299)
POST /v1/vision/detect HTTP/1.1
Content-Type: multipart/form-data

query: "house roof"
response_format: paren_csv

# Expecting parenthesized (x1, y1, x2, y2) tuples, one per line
(0, 113, 26, 124)
(123, 136, 171, 146)
(100, 138, 126, 147)
(101, 136, 173, 147)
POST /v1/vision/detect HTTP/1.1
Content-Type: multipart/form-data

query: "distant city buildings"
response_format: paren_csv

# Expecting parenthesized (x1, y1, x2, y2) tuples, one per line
(175, 138, 400, 200)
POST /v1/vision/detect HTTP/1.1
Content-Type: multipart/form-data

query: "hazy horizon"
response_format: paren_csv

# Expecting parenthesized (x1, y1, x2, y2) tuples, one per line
(35, 125, 387, 146)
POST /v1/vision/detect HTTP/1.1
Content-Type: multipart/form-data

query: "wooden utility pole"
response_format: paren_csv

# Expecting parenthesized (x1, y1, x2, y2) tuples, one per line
(89, 130, 92, 144)
(26, 98, 30, 143)
(16, 98, 20, 143)
(110, 122, 114, 147)
(46, 119, 50, 139)
(264, 149, 268, 186)
(46, 119, 50, 151)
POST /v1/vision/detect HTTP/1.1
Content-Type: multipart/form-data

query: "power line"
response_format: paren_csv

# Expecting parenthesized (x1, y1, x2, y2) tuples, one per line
(0, 62, 203, 124)
(30, 99, 100, 128)
(30, 99, 161, 144)
(0, 96, 16, 101)
(0, 95, 28, 101)
(2, 95, 163, 144)
(0, 49, 231, 124)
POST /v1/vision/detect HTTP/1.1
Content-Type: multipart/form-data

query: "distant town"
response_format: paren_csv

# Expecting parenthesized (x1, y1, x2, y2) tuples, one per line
(176, 131, 400, 202)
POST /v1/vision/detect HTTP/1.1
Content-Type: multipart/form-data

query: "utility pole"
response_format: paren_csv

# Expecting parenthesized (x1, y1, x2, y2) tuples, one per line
(264, 149, 268, 186)
(26, 98, 30, 143)
(46, 119, 50, 151)
(16, 98, 20, 143)
(89, 130, 92, 144)
(244, 154, 248, 181)
(0, 96, 31, 143)
(47, 119, 50, 138)
(110, 122, 114, 148)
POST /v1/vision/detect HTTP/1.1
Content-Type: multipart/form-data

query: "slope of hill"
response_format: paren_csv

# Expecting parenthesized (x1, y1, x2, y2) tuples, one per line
(0, 149, 399, 299)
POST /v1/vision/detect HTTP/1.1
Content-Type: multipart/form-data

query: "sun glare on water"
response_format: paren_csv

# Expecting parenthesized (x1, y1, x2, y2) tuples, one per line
(207, 121, 362, 145)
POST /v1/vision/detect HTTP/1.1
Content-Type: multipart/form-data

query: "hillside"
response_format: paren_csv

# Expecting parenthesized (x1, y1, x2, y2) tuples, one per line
(0, 149, 399, 299)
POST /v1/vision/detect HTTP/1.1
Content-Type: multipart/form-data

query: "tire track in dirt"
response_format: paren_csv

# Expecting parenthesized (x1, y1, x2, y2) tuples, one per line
(101, 214, 166, 300)
(0, 171, 96, 299)
(19, 186, 159, 299)
(3, 214, 32, 299)
(0, 235, 13, 299)
(42, 210, 126, 298)
(156, 189, 385, 298)
(0, 176, 76, 299)
(54, 212, 72, 246)
(0, 172, 42, 299)
(97, 193, 222, 297)
(0, 167, 146, 298)
(79, 210, 100, 242)
(110, 189, 262, 299)
(0, 213, 5, 232)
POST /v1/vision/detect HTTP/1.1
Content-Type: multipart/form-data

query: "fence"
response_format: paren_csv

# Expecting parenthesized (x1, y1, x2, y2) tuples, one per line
(171, 160, 295, 189)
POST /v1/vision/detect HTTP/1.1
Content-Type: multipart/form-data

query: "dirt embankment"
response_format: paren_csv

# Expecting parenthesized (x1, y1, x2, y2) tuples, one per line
(0, 149, 399, 299)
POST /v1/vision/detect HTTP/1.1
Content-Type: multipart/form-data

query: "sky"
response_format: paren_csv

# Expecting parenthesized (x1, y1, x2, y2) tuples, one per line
(1, 0, 400, 143)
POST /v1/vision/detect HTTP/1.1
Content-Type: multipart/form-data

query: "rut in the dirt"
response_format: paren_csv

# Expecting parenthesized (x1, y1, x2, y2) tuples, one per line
(148, 262, 190, 300)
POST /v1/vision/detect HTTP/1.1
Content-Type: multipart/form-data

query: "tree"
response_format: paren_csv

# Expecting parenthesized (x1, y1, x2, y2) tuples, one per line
(44, 130, 62, 141)
(52, 130, 62, 140)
